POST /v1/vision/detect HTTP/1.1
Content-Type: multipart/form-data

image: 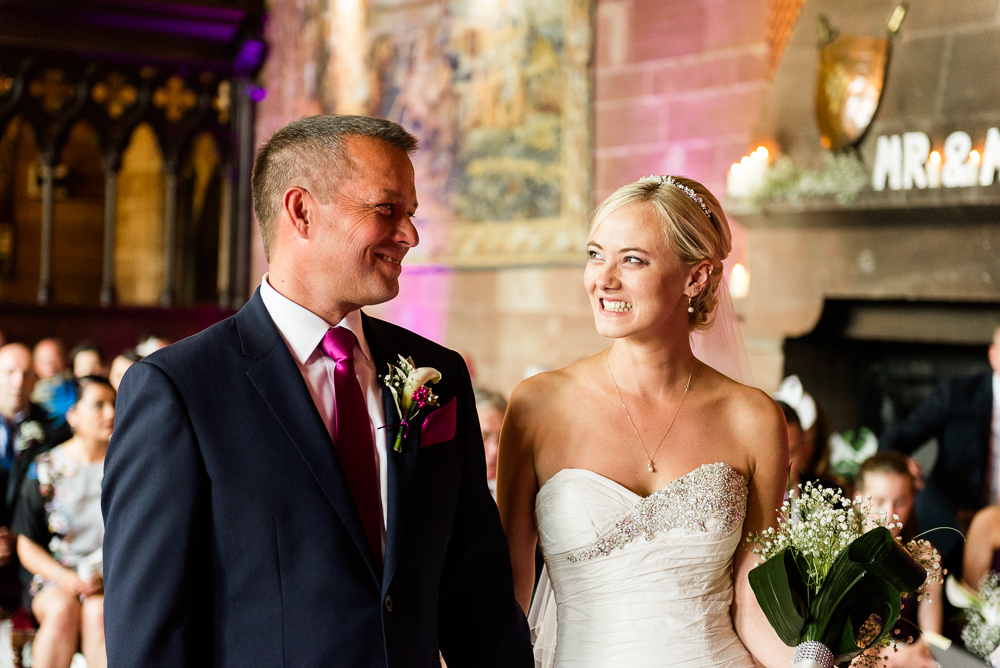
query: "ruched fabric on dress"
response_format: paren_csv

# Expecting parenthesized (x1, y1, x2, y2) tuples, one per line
(531, 466, 756, 668)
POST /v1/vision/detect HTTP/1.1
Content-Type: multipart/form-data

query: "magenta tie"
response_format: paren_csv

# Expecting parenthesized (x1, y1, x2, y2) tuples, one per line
(321, 327, 382, 568)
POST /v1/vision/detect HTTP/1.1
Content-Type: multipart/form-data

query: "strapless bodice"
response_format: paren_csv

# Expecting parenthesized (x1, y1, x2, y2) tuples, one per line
(533, 463, 755, 668)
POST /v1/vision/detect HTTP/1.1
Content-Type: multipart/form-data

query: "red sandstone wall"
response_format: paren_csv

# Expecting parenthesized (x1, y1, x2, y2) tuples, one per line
(594, 0, 770, 201)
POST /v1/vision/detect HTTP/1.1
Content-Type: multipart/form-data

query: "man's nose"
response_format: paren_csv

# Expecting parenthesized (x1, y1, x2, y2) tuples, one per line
(396, 213, 419, 248)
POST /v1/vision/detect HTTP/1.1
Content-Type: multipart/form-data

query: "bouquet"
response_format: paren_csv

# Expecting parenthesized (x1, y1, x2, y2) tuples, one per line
(946, 573, 1000, 666)
(747, 482, 942, 668)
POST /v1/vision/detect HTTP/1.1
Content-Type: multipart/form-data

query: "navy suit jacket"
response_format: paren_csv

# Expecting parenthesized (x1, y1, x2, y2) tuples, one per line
(880, 370, 994, 573)
(102, 291, 533, 667)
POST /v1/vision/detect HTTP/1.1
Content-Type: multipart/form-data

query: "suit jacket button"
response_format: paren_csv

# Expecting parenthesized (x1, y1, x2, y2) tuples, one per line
(384, 595, 393, 612)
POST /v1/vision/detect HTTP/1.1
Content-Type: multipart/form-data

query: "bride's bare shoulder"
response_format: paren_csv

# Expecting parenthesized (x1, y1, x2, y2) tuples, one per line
(507, 354, 601, 420)
(700, 366, 786, 456)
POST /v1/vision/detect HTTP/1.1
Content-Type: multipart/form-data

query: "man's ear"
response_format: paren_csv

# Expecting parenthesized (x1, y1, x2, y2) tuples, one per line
(282, 186, 314, 240)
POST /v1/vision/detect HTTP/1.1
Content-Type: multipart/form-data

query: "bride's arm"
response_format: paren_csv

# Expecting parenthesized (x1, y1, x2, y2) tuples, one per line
(497, 381, 542, 614)
(730, 392, 795, 668)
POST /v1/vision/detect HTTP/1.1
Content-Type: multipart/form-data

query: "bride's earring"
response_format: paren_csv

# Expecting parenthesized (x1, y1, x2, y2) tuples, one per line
(687, 296, 694, 314)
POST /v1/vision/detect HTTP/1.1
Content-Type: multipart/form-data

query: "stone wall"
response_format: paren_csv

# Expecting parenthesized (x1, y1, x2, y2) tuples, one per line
(738, 0, 1000, 390)
(254, 0, 772, 396)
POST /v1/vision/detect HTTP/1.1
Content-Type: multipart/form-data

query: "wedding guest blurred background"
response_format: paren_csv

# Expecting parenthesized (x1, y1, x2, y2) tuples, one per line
(2, 0, 1000, 664)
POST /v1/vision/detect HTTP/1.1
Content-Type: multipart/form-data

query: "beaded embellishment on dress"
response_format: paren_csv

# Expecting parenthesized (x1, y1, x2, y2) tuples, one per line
(566, 463, 747, 562)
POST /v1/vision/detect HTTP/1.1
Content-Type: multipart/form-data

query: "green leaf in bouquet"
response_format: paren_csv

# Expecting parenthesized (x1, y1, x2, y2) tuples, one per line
(748, 547, 810, 646)
(847, 526, 927, 593)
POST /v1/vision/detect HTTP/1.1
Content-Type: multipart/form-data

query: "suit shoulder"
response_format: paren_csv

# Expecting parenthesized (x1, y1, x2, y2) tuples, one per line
(362, 314, 459, 363)
(141, 314, 240, 371)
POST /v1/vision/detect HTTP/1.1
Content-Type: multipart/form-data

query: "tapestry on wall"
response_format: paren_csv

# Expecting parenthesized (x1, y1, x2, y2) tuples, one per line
(361, 0, 593, 268)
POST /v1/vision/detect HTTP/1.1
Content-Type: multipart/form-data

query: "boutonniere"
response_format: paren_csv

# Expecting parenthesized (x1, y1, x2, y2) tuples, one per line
(15, 421, 45, 452)
(383, 355, 441, 452)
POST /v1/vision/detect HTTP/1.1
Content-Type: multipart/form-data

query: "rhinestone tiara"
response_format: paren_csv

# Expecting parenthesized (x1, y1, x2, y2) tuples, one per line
(644, 175, 712, 219)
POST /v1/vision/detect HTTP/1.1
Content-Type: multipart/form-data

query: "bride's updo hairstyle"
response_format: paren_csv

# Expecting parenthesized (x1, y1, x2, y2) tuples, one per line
(589, 175, 732, 332)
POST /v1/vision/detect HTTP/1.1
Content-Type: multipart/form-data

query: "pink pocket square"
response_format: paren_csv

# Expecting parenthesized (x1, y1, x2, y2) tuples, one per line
(421, 398, 457, 448)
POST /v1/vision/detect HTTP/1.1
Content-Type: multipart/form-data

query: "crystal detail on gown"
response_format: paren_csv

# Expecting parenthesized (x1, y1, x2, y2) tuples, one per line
(566, 462, 748, 562)
(533, 462, 755, 667)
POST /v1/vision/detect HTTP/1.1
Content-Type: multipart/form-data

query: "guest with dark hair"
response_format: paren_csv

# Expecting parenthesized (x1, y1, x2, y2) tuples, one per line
(107, 350, 140, 393)
(855, 453, 941, 667)
(68, 341, 107, 379)
(775, 394, 839, 494)
(14, 375, 114, 668)
(475, 388, 507, 499)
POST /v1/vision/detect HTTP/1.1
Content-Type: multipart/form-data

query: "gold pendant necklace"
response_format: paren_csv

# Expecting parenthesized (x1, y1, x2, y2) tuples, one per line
(606, 349, 695, 473)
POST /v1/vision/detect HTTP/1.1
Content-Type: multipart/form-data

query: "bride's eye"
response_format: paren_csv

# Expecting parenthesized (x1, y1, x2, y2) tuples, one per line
(624, 255, 645, 266)
(587, 250, 603, 261)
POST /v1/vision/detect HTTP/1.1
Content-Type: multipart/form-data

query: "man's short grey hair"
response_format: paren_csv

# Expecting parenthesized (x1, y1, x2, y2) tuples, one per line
(474, 387, 508, 415)
(251, 115, 418, 258)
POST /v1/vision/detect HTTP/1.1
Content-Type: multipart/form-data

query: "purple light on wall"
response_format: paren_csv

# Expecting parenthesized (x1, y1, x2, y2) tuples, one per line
(377, 265, 453, 345)
(250, 87, 268, 103)
(235, 40, 267, 75)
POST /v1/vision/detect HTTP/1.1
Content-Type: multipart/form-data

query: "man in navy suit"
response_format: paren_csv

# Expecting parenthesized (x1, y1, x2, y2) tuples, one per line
(102, 115, 533, 667)
(881, 322, 1000, 577)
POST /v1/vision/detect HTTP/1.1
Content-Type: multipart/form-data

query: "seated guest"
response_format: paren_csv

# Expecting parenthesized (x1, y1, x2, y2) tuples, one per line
(68, 342, 107, 379)
(107, 349, 140, 393)
(856, 453, 941, 667)
(775, 396, 839, 495)
(475, 388, 506, 499)
(31, 340, 75, 426)
(14, 376, 113, 668)
(0, 344, 69, 611)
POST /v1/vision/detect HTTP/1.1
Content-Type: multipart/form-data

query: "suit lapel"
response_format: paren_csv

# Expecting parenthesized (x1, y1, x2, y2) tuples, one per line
(363, 314, 419, 591)
(239, 293, 381, 583)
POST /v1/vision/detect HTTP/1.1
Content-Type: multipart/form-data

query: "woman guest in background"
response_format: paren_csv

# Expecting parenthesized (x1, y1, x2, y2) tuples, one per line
(68, 341, 107, 379)
(498, 175, 790, 667)
(855, 453, 941, 668)
(13, 376, 113, 668)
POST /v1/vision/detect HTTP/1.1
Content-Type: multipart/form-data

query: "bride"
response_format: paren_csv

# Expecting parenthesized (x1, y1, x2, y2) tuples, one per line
(498, 175, 794, 667)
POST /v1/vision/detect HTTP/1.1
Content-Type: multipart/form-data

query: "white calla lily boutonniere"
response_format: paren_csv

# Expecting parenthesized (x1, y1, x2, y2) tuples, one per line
(383, 355, 441, 452)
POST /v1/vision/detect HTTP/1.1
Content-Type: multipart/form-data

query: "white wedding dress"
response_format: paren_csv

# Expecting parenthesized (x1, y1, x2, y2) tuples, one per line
(531, 462, 756, 668)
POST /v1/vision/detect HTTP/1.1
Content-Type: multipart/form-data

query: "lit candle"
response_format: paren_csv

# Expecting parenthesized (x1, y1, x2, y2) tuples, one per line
(727, 163, 746, 198)
(969, 150, 982, 186)
(926, 150, 941, 188)
(730, 263, 750, 299)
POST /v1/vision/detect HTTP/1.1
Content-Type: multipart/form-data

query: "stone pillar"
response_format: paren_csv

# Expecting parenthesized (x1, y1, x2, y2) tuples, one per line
(37, 160, 54, 305)
(160, 171, 178, 307)
(217, 167, 234, 307)
(232, 76, 255, 306)
(100, 165, 119, 306)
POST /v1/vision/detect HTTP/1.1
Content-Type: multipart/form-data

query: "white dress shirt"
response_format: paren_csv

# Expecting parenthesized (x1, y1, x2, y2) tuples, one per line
(259, 274, 388, 556)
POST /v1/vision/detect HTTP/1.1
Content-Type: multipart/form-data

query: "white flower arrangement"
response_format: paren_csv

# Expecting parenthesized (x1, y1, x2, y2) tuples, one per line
(947, 573, 1000, 665)
(15, 421, 45, 451)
